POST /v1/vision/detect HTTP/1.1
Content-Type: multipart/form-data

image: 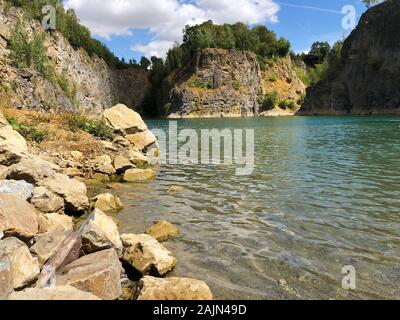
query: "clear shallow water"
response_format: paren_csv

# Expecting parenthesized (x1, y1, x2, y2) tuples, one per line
(112, 116, 400, 300)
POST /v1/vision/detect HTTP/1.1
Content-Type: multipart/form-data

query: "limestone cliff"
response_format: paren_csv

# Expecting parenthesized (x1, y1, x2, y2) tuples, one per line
(166, 49, 305, 118)
(0, 7, 150, 115)
(300, 0, 400, 115)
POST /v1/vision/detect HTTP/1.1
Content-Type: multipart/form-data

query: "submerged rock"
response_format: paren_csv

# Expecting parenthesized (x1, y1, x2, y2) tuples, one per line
(0, 193, 39, 239)
(91, 193, 123, 212)
(121, 233, 176, 276)
(56, 249, 122, 300)
(80, 209, 123, 255)
(0, 180, 34, 200)
(123, 168, 156, 183)
(137, 276, 213, 300)
(0, 237, 40, 289)
(145, 221, 179, 242)
(10, 286, 101, 300)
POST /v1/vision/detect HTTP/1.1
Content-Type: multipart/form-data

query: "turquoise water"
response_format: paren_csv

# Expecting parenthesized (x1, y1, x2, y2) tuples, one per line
(114, 116, 400, 299)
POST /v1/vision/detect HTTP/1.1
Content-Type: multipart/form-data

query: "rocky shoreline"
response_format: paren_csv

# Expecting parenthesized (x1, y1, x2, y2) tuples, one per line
(0, 104, 213, 300)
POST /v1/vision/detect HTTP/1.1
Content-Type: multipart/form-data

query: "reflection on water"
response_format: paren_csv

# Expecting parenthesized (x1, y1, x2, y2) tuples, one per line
(110, 116, 400, 299)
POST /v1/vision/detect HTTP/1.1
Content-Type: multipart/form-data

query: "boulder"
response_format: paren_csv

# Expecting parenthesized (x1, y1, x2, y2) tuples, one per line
(56, 249, 122, 300)
(145, 221, 179, 242)
(39, 174, 89, 214)
(30, 187, 64, 214)
(127, 149, 151, 167)
(80, 209, 123, 255)
(123, 169, 156, 183)
(126, 131, 157, 152)
(113, 155, 134, 174)
(37, 213, 73, 234)
(113, 136, 131, 148)
(36, 232, 82, 288)
(6, 158, 55, 185)
(0, 165, 8, 180)
(121, 234, 176, 276)
(0, 193, 39, 239)
(90, 155, 116, 176)
(30, 229, 70, 266)
(69, 151, 84, 162)
(0, 180, 34, 200)
(137, 276, 213, 300)
(0, 113, 28, 154)
(62, 168, 83, 178)
(0, 146, 22, 166)
(103, 104, 148, 133)
(0, 259, 13, 300)
(9, 286, 101, 300)
(0, 237, 40, 289)
(91, 193, 123, 212)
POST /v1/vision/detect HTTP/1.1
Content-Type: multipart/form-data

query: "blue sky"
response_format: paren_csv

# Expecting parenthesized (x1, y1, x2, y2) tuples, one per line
(64, 0, 370, 62)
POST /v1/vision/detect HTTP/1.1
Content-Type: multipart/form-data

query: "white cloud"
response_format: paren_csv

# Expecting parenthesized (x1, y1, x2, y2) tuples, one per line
(64, 0, 280, 58)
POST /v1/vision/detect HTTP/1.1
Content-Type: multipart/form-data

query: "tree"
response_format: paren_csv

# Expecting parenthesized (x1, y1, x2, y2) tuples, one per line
(140, 56, 151, 70)
(305, 41, 331, 66)
(362, 0, 383, 7)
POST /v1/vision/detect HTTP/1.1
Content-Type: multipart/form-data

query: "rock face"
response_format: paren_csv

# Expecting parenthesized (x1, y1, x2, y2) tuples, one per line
(80, 209, 123, 255)
(0, 193, 38, 239)
(10, 286, 101, 300)
(121, 234, 176, 276)
(0, 237, 40, 289)
(169, 48, 263, 118)
(56, 249, 122, 300)
(137, 276, 213, 300)
(0, 7, 150, 114)
(301, 1, 400, 115)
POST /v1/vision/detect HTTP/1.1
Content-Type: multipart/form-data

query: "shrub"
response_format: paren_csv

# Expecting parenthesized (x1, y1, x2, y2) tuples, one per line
(233, 79, 241, 90)
(6, 117, 48, 142)
(64, 113, 114, 141)
(278, 99, 297, 111)
(187, 75, 208, 89)
(268, 75, 277, 82)
(261, 91, 277, 111)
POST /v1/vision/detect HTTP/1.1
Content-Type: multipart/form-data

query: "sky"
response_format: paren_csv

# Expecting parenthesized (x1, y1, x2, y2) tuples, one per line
(62, 0, 370, 62)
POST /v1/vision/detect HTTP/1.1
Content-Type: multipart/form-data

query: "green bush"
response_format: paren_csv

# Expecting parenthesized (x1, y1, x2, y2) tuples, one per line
(233, 79, 242, 90)
(261, 91, 277, 111)
(64, 113, 114, 141)
(278, 99, 297, 111)
(187, 75, 209, 89)
(6, 117, 48, 142)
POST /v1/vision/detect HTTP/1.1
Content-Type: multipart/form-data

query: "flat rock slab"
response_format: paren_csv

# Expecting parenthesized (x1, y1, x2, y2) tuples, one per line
(121, 234, 176, 276)
(123, 168, 156, 183)
(0, 237, 40, 289)
(56, 249, 122, 300)
(0, 180, 34, 200)
(137, 276, 213, 300)
(146, 221, 179, 242)
(0, 193, 39, 239)
(30, 229, 70, 266)
(9, 285, 101, 300)
(80, 209, 123, 255)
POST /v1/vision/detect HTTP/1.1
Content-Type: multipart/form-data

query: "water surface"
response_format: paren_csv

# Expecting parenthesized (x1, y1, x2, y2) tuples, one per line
(111, 116, 400, 299)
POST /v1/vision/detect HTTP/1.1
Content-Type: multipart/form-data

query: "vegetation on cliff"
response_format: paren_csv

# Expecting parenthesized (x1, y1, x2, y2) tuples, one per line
(4, 0, 141, 69)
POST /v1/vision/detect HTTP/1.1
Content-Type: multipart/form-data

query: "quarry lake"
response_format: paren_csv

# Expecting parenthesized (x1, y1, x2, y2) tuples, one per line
(109, 116, 400, 299)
